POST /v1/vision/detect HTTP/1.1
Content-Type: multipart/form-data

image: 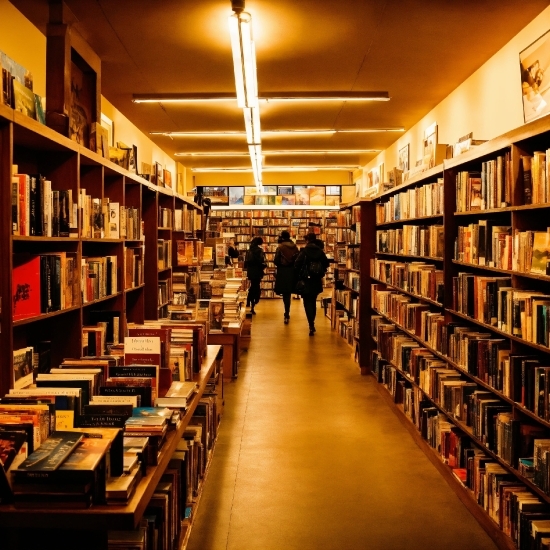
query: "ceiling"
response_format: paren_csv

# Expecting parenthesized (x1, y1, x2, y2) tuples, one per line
(10, 0, 550, 176)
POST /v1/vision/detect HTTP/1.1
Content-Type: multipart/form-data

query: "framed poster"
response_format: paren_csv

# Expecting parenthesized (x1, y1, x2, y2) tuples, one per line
(203, 186, 229, 205)
(229, 186, 244, 205)
(398, 144, 409, 172)
(278, 186, 293, 195)
(295, 186, 310, 205)
(423, 124, 437, 169)
(520, 29, 550, 123)
(326, 185, 341, 196)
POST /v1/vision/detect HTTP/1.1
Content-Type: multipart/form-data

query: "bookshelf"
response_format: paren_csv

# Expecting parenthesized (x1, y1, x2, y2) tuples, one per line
(0, 102, 205, 396)
(331, 200, 375, 372)
(364, 113, 550, 549)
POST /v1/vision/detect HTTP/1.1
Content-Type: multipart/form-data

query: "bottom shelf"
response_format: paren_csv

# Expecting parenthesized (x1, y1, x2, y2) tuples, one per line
(370, 375, 516, 550)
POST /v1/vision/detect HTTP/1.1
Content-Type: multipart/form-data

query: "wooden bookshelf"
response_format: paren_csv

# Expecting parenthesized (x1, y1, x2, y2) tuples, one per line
(331, 200, 375, 372)
(0, 103, 204, 396)
(363, 112, 550, 548)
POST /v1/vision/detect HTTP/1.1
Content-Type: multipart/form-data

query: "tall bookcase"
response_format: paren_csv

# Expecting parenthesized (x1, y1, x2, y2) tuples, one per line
(0, 104, 203, 397)
(362, 113, 550, 549)
(331, 200, 375, 373)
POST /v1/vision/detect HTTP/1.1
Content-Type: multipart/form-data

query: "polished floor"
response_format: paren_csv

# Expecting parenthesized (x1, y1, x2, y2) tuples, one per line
(187, 300, 498, 550)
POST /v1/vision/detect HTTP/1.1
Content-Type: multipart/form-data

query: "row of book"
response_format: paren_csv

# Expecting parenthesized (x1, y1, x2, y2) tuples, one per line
(376, 225, 444, 259)
(335, 246, 360, 271)
(80, 191, 142, 240)
(82, 256, 118, 303)
(251, 218, 289, 226)
(454, 222, 550, 275)
(375, 179, 443, 224)
(455, 153, 512, 212)
(12, 252, 79, 320)
(373, 331, 550, 508)
(12, 169, 74, 237)
(174, 206, 202, 234)
(335, 289, 357, 317)
(370, 258, 444, 304)
(342, 271, 360, 292)
(214, 209, 336, 219)
(452, 272, 550, 347)
(175, 240, 204, 266)
(371, 290, 550, 425)
(522, 151, 550, 205)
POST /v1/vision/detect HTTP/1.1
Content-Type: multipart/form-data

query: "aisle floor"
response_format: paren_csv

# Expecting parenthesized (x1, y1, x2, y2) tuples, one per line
(187, 300, 499, 550)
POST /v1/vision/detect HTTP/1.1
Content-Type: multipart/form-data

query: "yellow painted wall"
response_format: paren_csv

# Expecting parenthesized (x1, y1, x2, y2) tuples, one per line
(362, 5, 550, 192)
(0, 0, 46, 98)
(0, 0, 183, 182)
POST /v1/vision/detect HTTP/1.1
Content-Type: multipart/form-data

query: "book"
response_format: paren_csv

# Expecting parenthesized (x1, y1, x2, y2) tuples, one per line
(14, 431, 83, 473)
(12, 346, 34, 390)
(12, 254, 41, 321)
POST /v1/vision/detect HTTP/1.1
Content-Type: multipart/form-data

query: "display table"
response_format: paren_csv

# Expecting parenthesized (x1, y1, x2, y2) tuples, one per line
(1, 345, 222, 550)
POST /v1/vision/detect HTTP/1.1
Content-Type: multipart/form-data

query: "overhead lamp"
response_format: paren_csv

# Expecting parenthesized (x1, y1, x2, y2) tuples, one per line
(229, 10, 258, 108)
(259, 91, 390, 102)
(133, 93, 237, 103)
(263, 149, 381, 155)
(174, 152, 250, 157)
(152, 128, 403, 137)
(150, 131, 245, 137)
(132, 91, 389, 104)
(192, 165, 358, 172)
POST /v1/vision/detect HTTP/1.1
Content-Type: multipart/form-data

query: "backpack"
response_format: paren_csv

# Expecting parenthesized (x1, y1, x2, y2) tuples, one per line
(307, 259, 325, 277)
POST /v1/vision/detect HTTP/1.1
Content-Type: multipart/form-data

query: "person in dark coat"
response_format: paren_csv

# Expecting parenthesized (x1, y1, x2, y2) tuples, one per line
(274, 230, 299, 324)
(244, 236, 266, 314)
(294, 233, 329, 335)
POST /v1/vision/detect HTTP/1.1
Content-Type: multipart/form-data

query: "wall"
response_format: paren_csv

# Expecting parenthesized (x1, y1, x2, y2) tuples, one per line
(0, 0, 184, 192)
(361, 5, 550, 193)
(0, 0, 46, 98)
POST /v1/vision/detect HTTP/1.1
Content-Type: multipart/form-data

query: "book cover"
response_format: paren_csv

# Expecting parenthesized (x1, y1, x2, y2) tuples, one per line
(295, 187, 310, 205)
(309, 187, 326, 206)
(12, 346, 34, 390)
(12, 254, 41, 321)
(531, 231, 550, 274)
(14, 431, 83, 472)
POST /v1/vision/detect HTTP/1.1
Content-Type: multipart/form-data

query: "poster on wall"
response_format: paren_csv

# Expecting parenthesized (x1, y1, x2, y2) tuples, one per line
(398, 144, 409, 172)
(519, 29, 550, 123)
(229, 187, 244, 205)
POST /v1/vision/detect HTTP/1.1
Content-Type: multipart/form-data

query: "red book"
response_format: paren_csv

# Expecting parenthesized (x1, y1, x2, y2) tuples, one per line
(12, 254, 41, 321)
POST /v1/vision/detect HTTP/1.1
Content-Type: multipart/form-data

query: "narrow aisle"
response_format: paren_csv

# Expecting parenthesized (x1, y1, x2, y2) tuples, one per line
(188, 300, 498, 550)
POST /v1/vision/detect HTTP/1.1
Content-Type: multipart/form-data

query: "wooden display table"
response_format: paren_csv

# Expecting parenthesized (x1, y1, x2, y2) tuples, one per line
(207, 326, 241, 380)
(0, 345, 222, 550)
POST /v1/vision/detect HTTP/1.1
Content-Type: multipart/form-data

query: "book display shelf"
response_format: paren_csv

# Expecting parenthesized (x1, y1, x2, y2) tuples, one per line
(0, 103, 221, 549)
(331, 200, 375, 371)
(364, 113, 550, 549)
(211, 208, 338, 298)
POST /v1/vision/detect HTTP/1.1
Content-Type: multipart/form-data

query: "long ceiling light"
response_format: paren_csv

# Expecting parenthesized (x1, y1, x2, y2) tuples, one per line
(229, 1, 262, 189)
(132, 91, 390, 103)
(192, 165, 359, 172)
(152, 128, 403, 137)
(175, 149, 380, 156)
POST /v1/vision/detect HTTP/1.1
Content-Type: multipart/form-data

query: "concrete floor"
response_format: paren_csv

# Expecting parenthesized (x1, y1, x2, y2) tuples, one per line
(187, 300, 499, 550)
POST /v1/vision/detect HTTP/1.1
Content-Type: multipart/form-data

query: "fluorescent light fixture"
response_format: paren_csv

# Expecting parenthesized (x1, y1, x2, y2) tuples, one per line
(132, 92, 389, 103)
(150, 131, 246, 137)
(192, 165, 358, 172)
(133, 93, 237, 103)
(152, 128, 403, 137)
(174, 152, 250, 157)
(229, 11, 258, 108)
(259, 91, 390, 102)
(263, 149, 380, 155)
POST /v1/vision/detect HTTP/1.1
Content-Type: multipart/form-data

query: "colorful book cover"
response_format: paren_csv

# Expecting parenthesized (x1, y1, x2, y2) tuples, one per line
(281, 195, 296, 205)
(13, 346, 34, 390)
(531, 231, 550, 274)
(12, 254, 41, 321)
(309, 187, 326, 206)
(295, 187, 310, 205)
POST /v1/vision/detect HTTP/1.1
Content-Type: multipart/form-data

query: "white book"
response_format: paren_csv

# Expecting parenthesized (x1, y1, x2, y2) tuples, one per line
(109, 201, 120, 239)
(43, 179, 52, 237)
(91, 395, 138, 407)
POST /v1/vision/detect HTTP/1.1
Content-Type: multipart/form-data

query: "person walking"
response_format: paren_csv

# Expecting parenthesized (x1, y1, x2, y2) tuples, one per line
(294, 233, 329, 335)
(244, 236, 266, 314)
(274, 230, 299, 324)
